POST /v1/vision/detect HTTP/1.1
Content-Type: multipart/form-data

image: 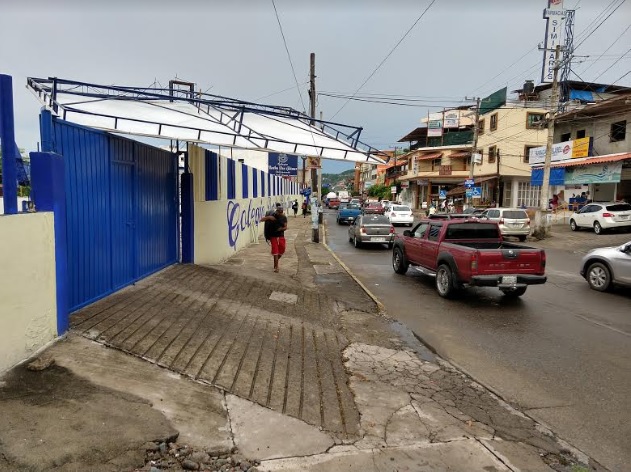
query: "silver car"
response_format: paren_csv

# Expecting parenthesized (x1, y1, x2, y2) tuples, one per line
(569, 202, 631, 234)
(480, 207, 531, 241)
(348, 214, 395, 249)
(580, 241, 631, 291)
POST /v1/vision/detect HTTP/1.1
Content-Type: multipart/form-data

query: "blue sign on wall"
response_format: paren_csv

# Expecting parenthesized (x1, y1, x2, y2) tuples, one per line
(268, 152, 298, 176)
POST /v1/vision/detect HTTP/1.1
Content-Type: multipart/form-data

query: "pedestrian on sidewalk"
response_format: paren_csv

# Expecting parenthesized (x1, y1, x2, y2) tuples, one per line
(260, 204, 288, 273)
(292, 199, 298, 217)
(301, 200, 308, 218)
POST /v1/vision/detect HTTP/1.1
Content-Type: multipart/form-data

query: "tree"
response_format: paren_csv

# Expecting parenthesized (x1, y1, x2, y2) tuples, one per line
(367, 184, 391, 200)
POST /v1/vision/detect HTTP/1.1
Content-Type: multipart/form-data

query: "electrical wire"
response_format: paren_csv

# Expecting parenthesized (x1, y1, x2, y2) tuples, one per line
(593, 45, 631, 82)
(580, 23, 631, 74)
(330, 0, 437, 120)
(255, 80, 309, 102)
(574, 0, 626, 51)
(611, 69, 631, 85)
(270, 0, 308, 114)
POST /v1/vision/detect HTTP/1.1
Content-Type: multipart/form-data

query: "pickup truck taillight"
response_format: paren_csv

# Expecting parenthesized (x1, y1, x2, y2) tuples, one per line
(471, 253, 478, 272)
(602, 212, 614, 218)
(541, 250, 546, 269)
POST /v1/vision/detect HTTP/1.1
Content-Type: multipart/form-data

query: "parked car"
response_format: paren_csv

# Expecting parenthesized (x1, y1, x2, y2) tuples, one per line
(363, 202, 386, 215)
(337, 203, 362, 224)
(580, 240, 631, 291)
(480, 207, 531, 241)
(386, 204, 414, 226)
(392, 218, 547, 298)
(348, 214, 395, 249)
(462, 207, 486, 216)
(569, 202, 631, 234)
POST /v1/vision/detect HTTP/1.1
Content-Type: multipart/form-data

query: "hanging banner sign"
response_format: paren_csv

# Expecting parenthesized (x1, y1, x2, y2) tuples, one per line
(268, 152, 298, 176)
(541, 0, 567, 83)
(443, 112, 460, 128)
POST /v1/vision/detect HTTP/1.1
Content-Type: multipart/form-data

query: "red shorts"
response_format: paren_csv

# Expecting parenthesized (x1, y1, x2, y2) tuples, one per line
(270, 237, 286, 256)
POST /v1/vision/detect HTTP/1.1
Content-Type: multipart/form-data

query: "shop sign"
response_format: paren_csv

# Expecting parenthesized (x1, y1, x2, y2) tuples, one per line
(439, 165, 452, 176)
(428, 119, 443, 137)
(529, 137, 592, 165)
(564, 162, 622, 185)
(401, 181, 409, 188)
(417, 179, 429, 185)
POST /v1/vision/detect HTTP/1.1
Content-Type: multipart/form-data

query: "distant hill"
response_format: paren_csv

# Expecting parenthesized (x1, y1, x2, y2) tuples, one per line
(322, 168, 355, 189)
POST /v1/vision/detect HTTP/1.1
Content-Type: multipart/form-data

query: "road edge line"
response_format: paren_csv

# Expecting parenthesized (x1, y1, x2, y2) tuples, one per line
(320, 221, 387, 316)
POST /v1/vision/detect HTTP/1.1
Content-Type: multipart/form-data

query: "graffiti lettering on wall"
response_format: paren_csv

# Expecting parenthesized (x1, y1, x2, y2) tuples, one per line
(226, 196, 292, 248)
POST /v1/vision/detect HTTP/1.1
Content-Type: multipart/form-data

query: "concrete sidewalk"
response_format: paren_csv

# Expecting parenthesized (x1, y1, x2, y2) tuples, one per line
(0, 214, 604, 471)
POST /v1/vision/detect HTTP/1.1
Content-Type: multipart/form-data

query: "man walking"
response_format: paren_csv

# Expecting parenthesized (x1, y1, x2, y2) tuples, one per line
(260, 204, 288, 273)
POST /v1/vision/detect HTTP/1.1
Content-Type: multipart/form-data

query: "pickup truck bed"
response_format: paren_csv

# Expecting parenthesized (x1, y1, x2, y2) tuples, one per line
(392, 219, 546, 298)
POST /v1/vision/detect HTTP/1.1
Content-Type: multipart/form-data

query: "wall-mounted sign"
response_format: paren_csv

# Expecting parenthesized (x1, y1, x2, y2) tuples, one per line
(444, 112, 460, 128)
(428, 120, 443, 137)
(391, 186, 397, 194)
(529, 137, 592, 165)
(306, 156, 321, 169)
(565, 162, 622, 185)
(541, 0, 567, 83)
(268, 152, 298, 176)
(472, 153, 482, 164)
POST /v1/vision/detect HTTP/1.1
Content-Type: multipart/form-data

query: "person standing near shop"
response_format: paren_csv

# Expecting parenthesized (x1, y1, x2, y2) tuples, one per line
(260, 204, 288, 273)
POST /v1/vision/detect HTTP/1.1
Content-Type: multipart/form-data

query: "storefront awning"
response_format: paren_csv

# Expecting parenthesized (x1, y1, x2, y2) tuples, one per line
(26, 77, 386, 164)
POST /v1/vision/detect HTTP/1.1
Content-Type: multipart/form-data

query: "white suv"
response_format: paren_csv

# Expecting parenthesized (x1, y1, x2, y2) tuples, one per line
(570, 202, 631, 234)
(480, 207, 531, 241)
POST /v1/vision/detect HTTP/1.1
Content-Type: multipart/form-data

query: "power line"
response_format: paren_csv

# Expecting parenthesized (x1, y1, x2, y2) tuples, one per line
(593, 45, 631, 81)
(255, 80, 309, 102)
(580, 23, 631, 74)
(574, 0, 626, 51)
(611, 69, 631, 85)
(270, 0, 308, 114)
(330, 0, 437, 120)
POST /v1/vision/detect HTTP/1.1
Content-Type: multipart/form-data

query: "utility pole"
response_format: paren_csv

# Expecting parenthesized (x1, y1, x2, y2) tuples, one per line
(308, 52, 320, 242)
(534, 45, 561, 239)
(465, 97, 481, 208)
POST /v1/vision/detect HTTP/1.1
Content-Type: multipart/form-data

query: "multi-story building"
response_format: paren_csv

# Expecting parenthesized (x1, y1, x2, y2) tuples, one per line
(539, 90, 631, 204)
(474, 86, 548, 208)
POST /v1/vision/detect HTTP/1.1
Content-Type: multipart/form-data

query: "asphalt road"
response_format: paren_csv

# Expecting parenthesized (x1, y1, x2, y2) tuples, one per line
(323, 209, 631, 472)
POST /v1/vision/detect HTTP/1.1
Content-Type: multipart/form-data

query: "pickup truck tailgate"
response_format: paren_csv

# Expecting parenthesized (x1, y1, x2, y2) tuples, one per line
(475, 248, 545, 275)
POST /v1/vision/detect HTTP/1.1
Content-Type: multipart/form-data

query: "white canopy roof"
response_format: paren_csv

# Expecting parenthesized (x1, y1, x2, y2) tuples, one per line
(27, 77, 386, 164)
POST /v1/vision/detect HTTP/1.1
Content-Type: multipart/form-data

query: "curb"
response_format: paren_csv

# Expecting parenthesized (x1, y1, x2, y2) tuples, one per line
(320, 221, 387, 316)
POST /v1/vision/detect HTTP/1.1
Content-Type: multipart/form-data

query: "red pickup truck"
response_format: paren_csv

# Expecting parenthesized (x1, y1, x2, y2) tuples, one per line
(392, 218, 546, 298)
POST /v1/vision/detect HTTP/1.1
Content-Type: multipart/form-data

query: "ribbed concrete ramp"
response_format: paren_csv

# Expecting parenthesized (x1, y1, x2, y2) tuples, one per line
(71, 264, 360, 438)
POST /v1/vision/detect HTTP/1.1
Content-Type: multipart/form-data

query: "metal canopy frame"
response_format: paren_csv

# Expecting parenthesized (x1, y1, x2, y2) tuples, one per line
(27, 77, 387, 164)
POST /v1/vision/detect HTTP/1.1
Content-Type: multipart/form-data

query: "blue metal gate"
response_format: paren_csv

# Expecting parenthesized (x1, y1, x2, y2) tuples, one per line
(43, 118, 178, 312)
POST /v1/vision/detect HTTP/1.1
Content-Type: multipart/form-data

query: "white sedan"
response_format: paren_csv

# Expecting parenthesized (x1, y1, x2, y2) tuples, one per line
(569, 202, 631, 234)
(386, 205, 414, 226)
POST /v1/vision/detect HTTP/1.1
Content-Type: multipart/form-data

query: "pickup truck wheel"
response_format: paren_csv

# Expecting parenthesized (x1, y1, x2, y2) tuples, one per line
(501, 287, 527, 298)
(586, 262, 611, 291)
(436, 264, 458, 299)
(392, 247, 408, 274)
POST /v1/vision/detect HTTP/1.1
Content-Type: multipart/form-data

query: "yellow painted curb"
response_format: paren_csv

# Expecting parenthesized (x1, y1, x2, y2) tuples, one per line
(320, 221, 387, 316)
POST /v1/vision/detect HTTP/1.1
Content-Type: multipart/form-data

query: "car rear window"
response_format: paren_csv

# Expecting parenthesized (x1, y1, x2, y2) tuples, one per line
(347, 204, 360, 209)
(445, 223, 500, 240)
(364, 215, 389, 224)
(393, 206, 410, 211)
(503, 210, 528, 219)
(605, 204, 631, 211)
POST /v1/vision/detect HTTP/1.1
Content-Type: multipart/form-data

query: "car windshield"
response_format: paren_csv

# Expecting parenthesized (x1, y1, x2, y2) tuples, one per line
(393, 206, 410, 211)
(605, 204, 631, 211)
(503, 210, 528, 219)
(445, 223, 500, 240)
(363, 215, 389, 224)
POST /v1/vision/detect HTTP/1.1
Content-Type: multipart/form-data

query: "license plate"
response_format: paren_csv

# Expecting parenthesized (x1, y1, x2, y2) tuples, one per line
(502, 276, 517, 285)
(619, 215, 629, 220)
(373, 237, 386, 242)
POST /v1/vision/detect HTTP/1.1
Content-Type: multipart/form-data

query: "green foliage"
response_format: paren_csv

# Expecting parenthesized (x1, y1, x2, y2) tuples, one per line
(367, 184, 391, 200)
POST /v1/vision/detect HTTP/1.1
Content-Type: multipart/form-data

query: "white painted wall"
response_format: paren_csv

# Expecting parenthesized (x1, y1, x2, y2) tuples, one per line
(194, 195, 300, 265)
(0, 212, 57, 374)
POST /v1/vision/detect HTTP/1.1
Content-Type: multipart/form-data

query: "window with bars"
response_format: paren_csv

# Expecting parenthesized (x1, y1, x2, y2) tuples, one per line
(517, 181, 540, 208)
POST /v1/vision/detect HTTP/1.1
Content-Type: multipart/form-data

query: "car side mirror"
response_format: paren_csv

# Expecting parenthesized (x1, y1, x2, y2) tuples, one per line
(622, 243, 631, 253)
(403, 230, 411, 237)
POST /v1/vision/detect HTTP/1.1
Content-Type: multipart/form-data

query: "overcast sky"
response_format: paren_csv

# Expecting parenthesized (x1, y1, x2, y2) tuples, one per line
(1, 0, 629, 173)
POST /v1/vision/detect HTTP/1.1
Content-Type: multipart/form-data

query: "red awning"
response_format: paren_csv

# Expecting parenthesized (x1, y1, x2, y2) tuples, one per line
(534, 152, 631, 168)
(416, 152, 443, 161)
(449, 151, 471, 159)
